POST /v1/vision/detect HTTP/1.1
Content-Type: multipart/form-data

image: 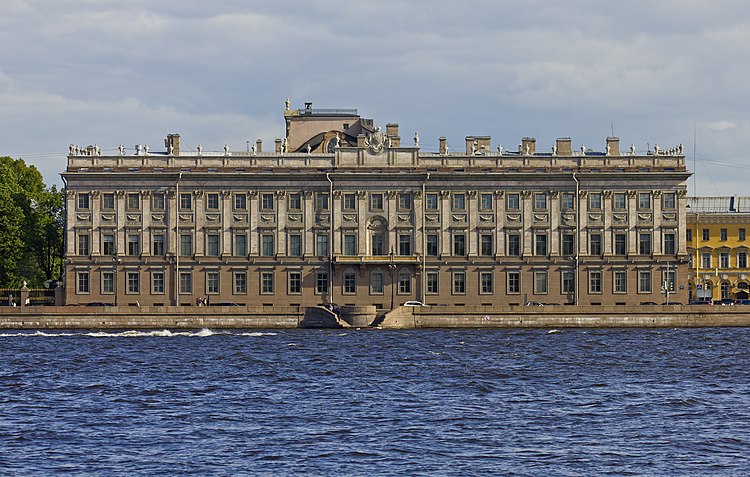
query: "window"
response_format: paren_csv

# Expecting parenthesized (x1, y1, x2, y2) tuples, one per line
(261, 234, 275, 257)
(234, 272, 247, 294)
(638, 192, 651, 210)
(315, 271, 329, 295)
(288, 233, 301, 257)
(452, 193, 466, 210)
(316, 234, 328, 257)
(534, 270, 548, 294)
(207, 234, 220, 256)
(664, 233, 676, 255)
(663, 192, 676, 210)
(589, 193, 602, 210)
(562, 233, 575, 256)
(638, 270, 652, 293)
(343, 193, 356, 210)
(480, 234, 493, 256)
(371, 271, 384, 294)
(399, 234, 412, 256)
(207, 193, 220, 210)
(686, 229, 692, 242)
(127, 234, 140, 256)
(507, 271, 520, 294)
(721, 228, 728, 241)
(702, 229, 709, 241)
(741, 228, 747, 241)
(260, 271, 274, 294)
(638, 232, 652, 255)
(370, 193, 383, 211)
(77, 271, 90, 294)
(426, 271, 439, 294)
(534, 193, 547, 210)
(739, 252, 748, 268)
(207, 271, 220, 294)
(614, 233, 627, 256)
(180, 193, 192, 210)
(102, 193, 115, 210)
(316, 193, 329, 210)
(179, 271, 192, 294)
(562, 270, 575, 294)
(426, 193, 439, 210)
(234, 234, 247, 256)
(261, 193, 274, 211)
(102, 271, 114, 294)
(344, 234, 357, 256)
(153, 234, 165, 256)
(234, 193, 247, 210)
(398, 272, 411, 294)
(179, 234, 192, 257)
(127, 271, 139, 294)
(535, 232, 547, 256)
(452, 271, 466, 294)
(288, 271, 301, 294)
(480, 193, 493, 210)
(78, 234, 90, 256)
(152, 193, 165, 210)
(589, 233, 602, 256)
(78, 193, 90, 210)
(152, 271, 164, 294)
(613, 192, 627, 210)
(480, 271, 493, 294)
(344, 272, 356, 294)
(103, 234, 115, 256)
(288, 193, 301, 210)
(127, 193, 140, 210)
(371, 233, 384, 256)
(589, 270, 602, 294)
(562, 192, 575, 210)
(398, 193, 411, 210)
(720, 252, 729, 269)
(614, 270, 627, 293)
(453, 233, 466, 256)
(506, 193, 520, 210)
(701, 252, 711, 269)
(426, 234, 439, 256)
(507, 233, 521, 256)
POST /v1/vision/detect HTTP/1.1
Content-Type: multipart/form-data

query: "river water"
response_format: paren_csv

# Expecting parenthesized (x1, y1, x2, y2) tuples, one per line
(1, 327, 749, 475)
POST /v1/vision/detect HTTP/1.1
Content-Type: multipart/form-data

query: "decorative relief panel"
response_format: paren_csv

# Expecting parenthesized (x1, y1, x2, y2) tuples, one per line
(637, 213, 653, 222)
(397, 214, 412, 224)
(178, 214, 193, 222)
(562, 214, 576, 226)
(260, 214, 275, 223)
(287, 214, 302, 223)
(76, 213, 91, 221)
(316, 213, 330, 226)
(506, 213, 522, 224)
(425, 214, 440, 223)
(479, 214, 495, 222)
(612, 214, 628, 224)
(662, 213, 677, 222)
(206, 214, 221, 223)
(533, 213, 549, 223)
(343, 214, 357, 222)
(588, 214, 603, 224)
(101, 214, 115, 222)
(452, 214, 467, 223)
(126, 214, 141, 222)
(233, 214, 248, 223)
(151, 214, 165, 223)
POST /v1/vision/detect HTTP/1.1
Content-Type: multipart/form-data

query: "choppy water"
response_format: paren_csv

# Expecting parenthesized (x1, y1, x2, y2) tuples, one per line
(1, 327, 749, 475)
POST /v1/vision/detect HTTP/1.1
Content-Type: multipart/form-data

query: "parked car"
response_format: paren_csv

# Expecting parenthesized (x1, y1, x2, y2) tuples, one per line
(718, 298, 735, 306)
(403, 300, 427, 307)
(211, 302, 241, 306)
(640, 301, 659, 306)
(689, 298, 713, 305)
(525, 301, 544, 306)
(735, 299, 750, 305)
(84, 301, 112, 307)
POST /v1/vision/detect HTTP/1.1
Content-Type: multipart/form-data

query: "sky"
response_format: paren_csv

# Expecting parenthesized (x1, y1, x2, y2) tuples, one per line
(2, 0, 750, 196)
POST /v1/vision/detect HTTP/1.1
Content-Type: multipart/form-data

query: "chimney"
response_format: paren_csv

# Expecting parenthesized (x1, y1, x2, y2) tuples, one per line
(465, 136, 475, 154)
(165, 133, 180, 156)
(476, 136, 491, 152)
(556, 138, 572, 156)
(606, 137, 620, 156)
(357, 134, 367, 148)
(386, 123, 400, 147)
(274, 138, 282, 154)
(521, 137, 536, 155)
(439, 137, 447, 154)
(256, 139, 263, 154)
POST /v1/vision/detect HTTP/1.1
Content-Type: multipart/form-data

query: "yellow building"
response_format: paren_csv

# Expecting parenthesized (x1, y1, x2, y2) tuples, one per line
(686, 197, 750, 302)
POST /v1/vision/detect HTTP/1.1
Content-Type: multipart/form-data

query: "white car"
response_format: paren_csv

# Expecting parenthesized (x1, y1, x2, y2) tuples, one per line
(403, 300, 427, 306)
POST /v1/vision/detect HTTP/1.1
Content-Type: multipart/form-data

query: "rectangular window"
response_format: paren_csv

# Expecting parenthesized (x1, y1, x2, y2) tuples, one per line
(480, 234, 493, 256)
(686, 229, 693, 242)
(207, 234, 220, 256)
(740, 228, 746, 241)
(507, 233, 521, 256)
(152, 193, 165, 210)
(180, 193, 192, 210)
(638, 270, 652, 293)
(720, 252, 729, 269)
(507, 271, 520, 294)
(77, 271, 90, 294)
(260, 271, 274, 294)
(701, 252, 711, 269)
(613, 192, 627, 210)
(480, 193, 493, 210)
(399, 234, 412, 256)
(343, 193, 356, 210)
(234, 234, 247, 256)
(127, 271, 139, 294)
(739, 252, 748, 268)
(343, 272, 356, 294)
(427, 234, 439, 256)
(152, 271, 164, 294)
(398, 272, 411, 294)
(316, 271, 329, 295)
(664, 233, 676, 255)
(207, 271, 220, 294)
(102, 193, 115, 210)
(234, 272, 247, 294)
(426, 193, 439, 210)
(153, 234, 165, 256)
(562, 270, 575, 293)
(452, 193, 466, 210)
(453, 233, 466, 256)
(288, 193, 301, 211)
(638, 192, 651, 210)
(638, 232, 652, 255)
(288, 271, 301, 294)
(234, 193, 247, 210)
(614, 233, 627, 256)
(103, 234, 115, 256)
(344, 234, 357, 256)
(288, 233, 301, 257)
(614, 270, 627, 293)
(316, 234, 329, 257)
(398, 193, 411, 210)
(589, 270, 602, 294)
(506, 193, 520, 210)
(702, 229, 710, 241)
(261, 234, 275, 257)
(206, 193, 220, 210)
(426, 271, 439, 294)
(77, 193, 90, 210)
(589, 193, 602, 210)
(562, 192, 575, 210)
(370, 193, 383, 211)
(534, 193, 547, 210)
(316, 193, 329, 210)
(371, 271, 384, 294)
(535, 233, 547, 256)
(589, 233, 602, 256)
(127, 193, 140, 210)
(261, 193, 274, 211)
(721, 228, 728, 241)
(371, 233, 384, 256)
(562, 233, 575, 256)
(663, 192, 676, 209)
(534, 270, 548, 294)
(127, 234, 140, 256)
(480, 271, 493, 294)
(179, 234, 192, 257)
(102, 271, 114, 294)
(179, 271, 192, 294)
(452, 271, 466, 294)
(78, 234, 90, 256)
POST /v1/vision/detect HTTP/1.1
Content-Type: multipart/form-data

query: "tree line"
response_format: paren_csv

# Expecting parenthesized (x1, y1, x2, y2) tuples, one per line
(0, 156, 64, 288)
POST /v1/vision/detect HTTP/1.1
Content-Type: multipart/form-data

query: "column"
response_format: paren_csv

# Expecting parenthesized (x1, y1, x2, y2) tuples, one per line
(440, 191, 451, 256)
(523, 191, 533, 256)
(277, 191, 287, 256)
(496, 191, 505, 257)
(250, 191, 260, 255)
(194, 191, 204, 257)
(387, 191, 397, 253)
(603, 191, 612, 255)
(653, 191, 662, 255)
(91, 191, 101, 256)
(142, 191, 151, 257)
(222, 191, 232, 255)
(468, 191, 478, 257)
(550, 191, 559, 257)
(332, 191, 342, 255)
(357, 191, 367, 255)
(628, 191, 638, 255)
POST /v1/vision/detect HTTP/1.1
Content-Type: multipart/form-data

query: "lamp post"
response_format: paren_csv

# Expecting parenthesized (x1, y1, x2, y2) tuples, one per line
(112, 254, 121, 306)
(389, 247, 396, 310)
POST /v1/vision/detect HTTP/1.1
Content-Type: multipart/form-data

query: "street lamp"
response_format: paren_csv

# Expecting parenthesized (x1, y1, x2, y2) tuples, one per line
(389, 247, 396, 310)
(112, 254, 121, 306)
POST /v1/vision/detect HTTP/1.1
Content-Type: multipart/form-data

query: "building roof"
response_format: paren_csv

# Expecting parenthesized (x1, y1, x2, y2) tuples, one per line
(687, 197, 750, 213)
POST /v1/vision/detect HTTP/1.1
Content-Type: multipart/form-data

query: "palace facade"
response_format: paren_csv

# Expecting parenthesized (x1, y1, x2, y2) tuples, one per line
(62, 103, 691, 308)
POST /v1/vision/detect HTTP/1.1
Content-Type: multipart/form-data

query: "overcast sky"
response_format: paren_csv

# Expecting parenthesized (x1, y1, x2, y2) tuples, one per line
(2, 0, 750, 196)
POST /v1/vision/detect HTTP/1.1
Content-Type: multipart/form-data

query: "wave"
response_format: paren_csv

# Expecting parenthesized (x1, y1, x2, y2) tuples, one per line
(0, 329, 282, 338)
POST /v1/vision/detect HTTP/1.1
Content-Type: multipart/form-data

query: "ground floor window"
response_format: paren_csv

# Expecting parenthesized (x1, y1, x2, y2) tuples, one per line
(589, 270, 602, 294)
(398, 271, 411, 294)
(234, 272, 247, 294)
(343, 271, 356, 294)
(261, 271, 274, 294)
(179, 271, 192, 294)
(426, 271, 439, 294)
(562, 270, 575, 294)
(127, 271, 140, 294)
(371, 271, 384, 294)
(534, 270, 548, 294)
(613, 270, 627, 293)
(207, 271, 220, 294)
(480, 271, 493, 294)
(77, 271, 90, 294)
(288, 271, 301, 294)
(151, 271, 164, 294)
(453, 271, 466, 294)
(316, 271, 329, 295)
(638, 270, 652, 293)
(507, 270, 521, 294)
(102, 271, 114, 294)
